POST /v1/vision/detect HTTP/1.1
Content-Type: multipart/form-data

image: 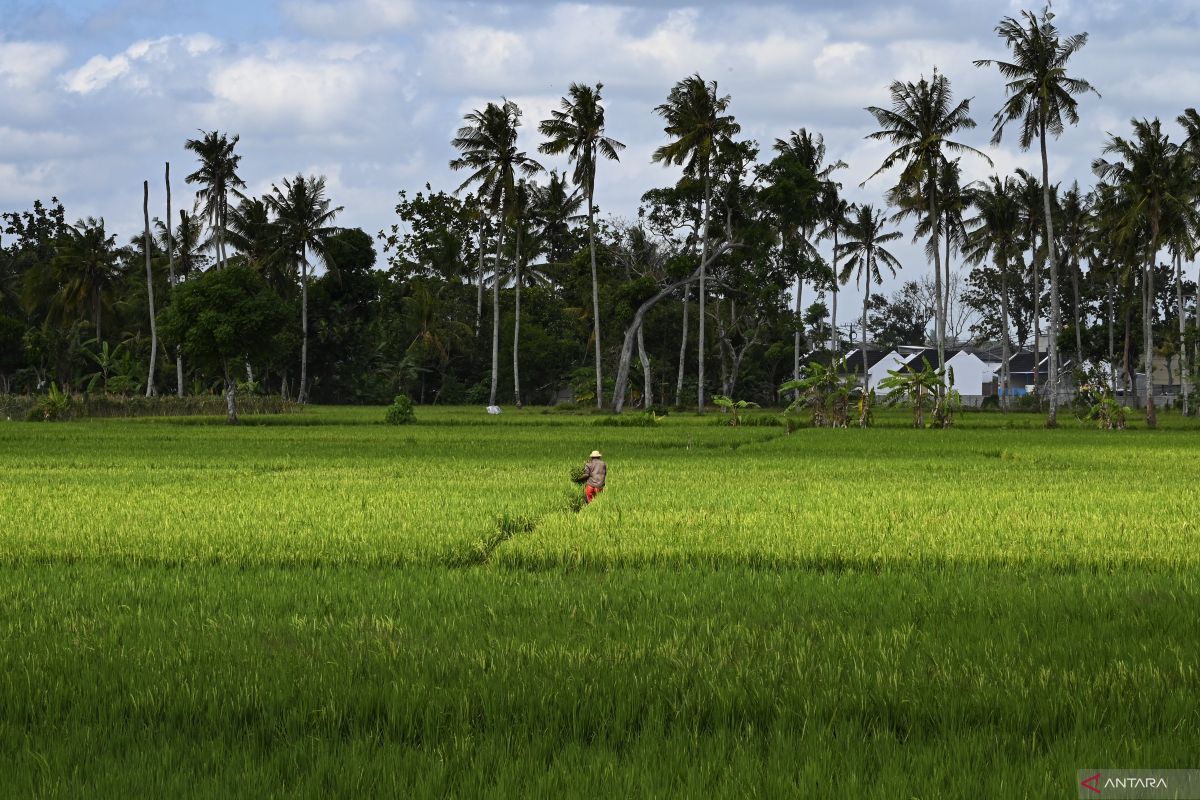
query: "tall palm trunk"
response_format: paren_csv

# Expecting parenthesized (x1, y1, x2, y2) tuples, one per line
(793, 235, 805, 386)
(1107, 276, 1117, 395)
(489, 217, 506, 407)
(512, 216, 522, 408)
(944, 225, 953, 346)
(675, 284, 689, 406)
(1176, 251, 1189, 416)
(1030, 234, 1040, 394)
(1040, 123, 1060, 426)
(1144, 218, 1159, 427)
(166, 162, 183, 397)
(298, 242, 310, 403)
(830, 228, 839, 352)
(928, 173, 945, 370)
(697, 170, 712, 413)
(1071, 253, 1084, 373)
(143, 181, 158, 397)
(861, 263, 870, 385)
(999, 255, 1013, 412)
(637, 321, 651, 409)
(588, 191, 603, 409)
(476, 211, 485, 337)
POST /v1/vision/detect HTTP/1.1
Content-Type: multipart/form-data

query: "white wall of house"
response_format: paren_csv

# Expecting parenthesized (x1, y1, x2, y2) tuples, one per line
(945, 351, 993, 396)
(868, 351, 906, 394)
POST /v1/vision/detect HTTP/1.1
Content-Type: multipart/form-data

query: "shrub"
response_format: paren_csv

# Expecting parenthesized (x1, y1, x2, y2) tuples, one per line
(26, 383, 74, 422)
(385, 394, 416, 425)
(1087, 393, 1131, 430)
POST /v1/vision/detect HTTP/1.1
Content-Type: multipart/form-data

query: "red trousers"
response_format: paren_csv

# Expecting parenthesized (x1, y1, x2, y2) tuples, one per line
(585, 485, 603, 504)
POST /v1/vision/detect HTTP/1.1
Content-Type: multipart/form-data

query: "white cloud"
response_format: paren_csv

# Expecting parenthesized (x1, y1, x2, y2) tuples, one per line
(209, 55, 373, 129)
(282, 0, 418, 37)
(0, 41, 69, 88)
(61, 35, 222, 94)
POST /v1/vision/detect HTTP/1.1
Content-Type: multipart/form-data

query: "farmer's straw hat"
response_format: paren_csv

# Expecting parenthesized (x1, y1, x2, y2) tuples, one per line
(589, 450, 602, 458)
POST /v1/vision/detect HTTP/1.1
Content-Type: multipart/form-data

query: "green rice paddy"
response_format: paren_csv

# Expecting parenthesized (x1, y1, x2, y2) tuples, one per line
(1, 407, 1197, 797)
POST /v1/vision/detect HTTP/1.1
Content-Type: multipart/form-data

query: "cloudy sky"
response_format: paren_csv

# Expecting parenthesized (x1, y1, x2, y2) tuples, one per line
(2, 0, 1198, 308)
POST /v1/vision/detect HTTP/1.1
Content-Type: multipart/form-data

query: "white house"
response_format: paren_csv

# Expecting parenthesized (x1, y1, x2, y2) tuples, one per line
(867, 351, 908, 394)
(944, 350, 994, 398)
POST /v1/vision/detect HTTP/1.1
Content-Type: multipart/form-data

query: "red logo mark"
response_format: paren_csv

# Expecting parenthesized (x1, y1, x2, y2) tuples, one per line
(1081, 773, 1101, 794)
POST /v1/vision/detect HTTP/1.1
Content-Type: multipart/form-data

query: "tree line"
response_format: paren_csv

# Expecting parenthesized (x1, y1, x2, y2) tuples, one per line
(2, 6, 1198, 426)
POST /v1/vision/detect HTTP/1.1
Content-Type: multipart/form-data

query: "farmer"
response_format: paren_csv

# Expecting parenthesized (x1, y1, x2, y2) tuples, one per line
(582, 450, 606, 504)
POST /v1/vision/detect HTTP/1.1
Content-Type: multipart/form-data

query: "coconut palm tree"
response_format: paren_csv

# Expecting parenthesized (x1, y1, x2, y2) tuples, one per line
(865, 70, 990, 371)
(529, 170, 585, 272)
(450, 99, 543, 407)
(773, 129, 846, 382)
(652, 74, 741, 412)
(156, 207, 207, 283)
(1093, 118, 1198, 427)
(539, 83, 625, 409)
(184, 130, 245, 271)
(818, 190, 851, 353)
(836, 204, 903, 385)
(225, 197, 287, 294)
(963, 175, 1023, 407)
(976, 5, 1098, 426)
(163, 162, 183, 396)
(46, 217, 120, 341)
(266, 174, 343, 404)
(1011, 169, 1046, 387)
(1057, 183, 1089, 372)
(142, 181, 157, 397)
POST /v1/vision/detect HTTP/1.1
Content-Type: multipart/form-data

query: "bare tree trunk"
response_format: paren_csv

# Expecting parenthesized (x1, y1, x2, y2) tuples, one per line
(588, 193, 603, 409)
(675, 284, 689, 406)
(637, 321, 651, 409)
(489, 219, 505, 407)
(143, 181, 158, 397)
(698, 171, 712, 413)
(166, 163, 183, 397)
(512, 217, 522, 408)
(299, 243, 309, 404)
(1176, 251, 1190, 416)
(615, 244, 731, 413)
(1040, 125, 1060, 427)
(224, 366, 238, 424)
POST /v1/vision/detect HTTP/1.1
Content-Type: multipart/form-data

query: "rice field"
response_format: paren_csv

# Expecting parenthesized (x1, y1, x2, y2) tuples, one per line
(2, 406, 1198, 798)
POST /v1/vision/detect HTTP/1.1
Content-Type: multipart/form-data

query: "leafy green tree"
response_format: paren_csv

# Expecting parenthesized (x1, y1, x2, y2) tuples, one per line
(837, 204, 903, 381)
(267, 174, 343, 404)
(539, 83, 625, 409)
(977, 5, 1098, 426)
(158, 264, 289, 424)
(184, 130, 245, 270)
(865, 69, 990, 370)
(653, 74, 741, 412)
